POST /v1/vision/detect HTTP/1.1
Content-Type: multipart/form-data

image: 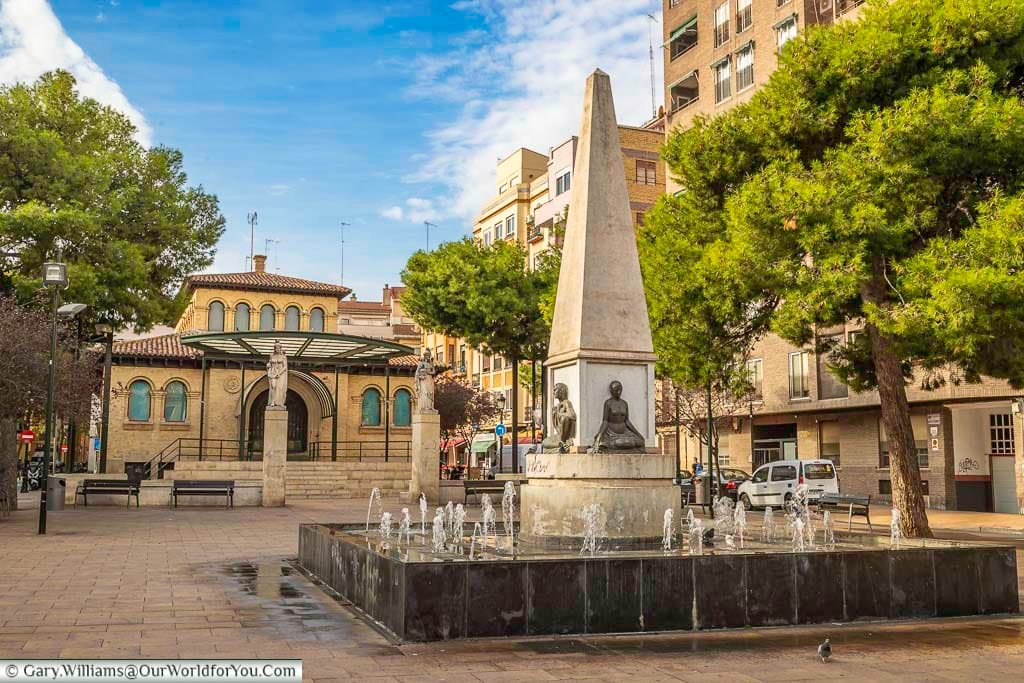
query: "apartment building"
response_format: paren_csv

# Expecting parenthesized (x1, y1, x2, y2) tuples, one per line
(421, 125, 666, 466)
(337, 284, 419, 346)
(660, 0, 1022, 514)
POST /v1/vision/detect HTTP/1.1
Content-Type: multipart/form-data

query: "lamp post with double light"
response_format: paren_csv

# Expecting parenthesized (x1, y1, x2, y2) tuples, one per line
(496, 393, 507, 474)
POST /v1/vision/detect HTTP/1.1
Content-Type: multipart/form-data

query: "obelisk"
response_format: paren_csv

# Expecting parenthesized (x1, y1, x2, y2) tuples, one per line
(520, 70, 679, 548)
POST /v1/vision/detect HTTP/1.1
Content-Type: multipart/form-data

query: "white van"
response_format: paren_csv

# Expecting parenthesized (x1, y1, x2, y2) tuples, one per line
(736, 459, 839, 509)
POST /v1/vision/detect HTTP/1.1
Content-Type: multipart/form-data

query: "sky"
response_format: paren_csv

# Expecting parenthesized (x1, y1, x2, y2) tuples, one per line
(0, 0, 663, 300)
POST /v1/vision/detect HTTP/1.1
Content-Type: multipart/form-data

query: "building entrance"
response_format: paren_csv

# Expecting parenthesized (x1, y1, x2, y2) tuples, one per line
(752, 423, 798, 470)
(248, 390, 308, 455)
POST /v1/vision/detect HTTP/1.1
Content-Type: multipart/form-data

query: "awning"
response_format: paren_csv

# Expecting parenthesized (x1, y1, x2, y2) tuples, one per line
(441, 437, 468, 451)
(180, 330, 414, 365)
(471, 435, 497, 453)
(667, 15, 697, 44)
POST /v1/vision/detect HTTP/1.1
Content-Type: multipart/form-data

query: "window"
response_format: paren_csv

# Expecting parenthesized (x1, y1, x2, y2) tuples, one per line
(128, 380, 151, 421)
(819, 421, 841, 468)
(821, 0, 833, 9)
(309, 307, 325, 333)
(804, 463, 835, 480)
(285, 305, 300, 331)
(713, 59, 731, 104)
(505, 215, 515, 238)
(751, 467, 769, 483)
(494, 222, 503, 240)
(163, 381, 187, 422)
(990, 413, 1015, 454)
(393, 389, 412, 427)
(635, 211, 645, 227)
(789, 350, 810, 399)
(776, 16, 798, 50)
(669, 71, 700, 111)
(636, 160, 657, 185)
(234, 303, 250, 332)
(714, 2, 730, 47)
(484, 232, 493, 247)
(744, 358, 763, 399)
(482, 354, 491, 372)
(817, 333, 848, 399)
(494, 355, 503, 371)
(259, 304, 275, 331)
(208, 301, 225, 331)
(879, 415, 930, 469)
(776, 0, 792, 6)
(735, 43, 754, 92)
(361, 388, 382, 426)
(555, 171, 571, 196)
(770, 465, 797, 482)
(435, 346, 444, 365)
(669, 17, 698, 60)
(736, 0, 752, 33)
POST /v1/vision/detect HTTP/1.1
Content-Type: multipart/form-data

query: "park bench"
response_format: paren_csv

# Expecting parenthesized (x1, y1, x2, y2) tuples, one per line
(171, 480, 235, 508)
(75, 479, 140, 508)
(463, 479, 512, 505)
(817, 493, 872, 531)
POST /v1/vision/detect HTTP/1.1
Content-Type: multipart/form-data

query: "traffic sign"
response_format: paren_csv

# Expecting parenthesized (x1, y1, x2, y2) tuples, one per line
(18, 430, 34, 444)
(494, 424, 506, 437)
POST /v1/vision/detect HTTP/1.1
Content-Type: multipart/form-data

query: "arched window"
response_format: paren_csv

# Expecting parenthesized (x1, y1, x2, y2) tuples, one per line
(361, 388, 381, 426)
(259, 304, 276, 331)
(128, 380, 151, 421)
(163, 381, 188, 422)
(208, 301, 225, 331)
(309, 307, 325, 332)
(285, 305, 300, 331)
(393, 389, 412, 427)
(235, 303, 251, 331)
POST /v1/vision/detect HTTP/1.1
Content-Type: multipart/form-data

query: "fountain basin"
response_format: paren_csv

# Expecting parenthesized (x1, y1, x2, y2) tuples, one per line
(298, 523, 1019, 642)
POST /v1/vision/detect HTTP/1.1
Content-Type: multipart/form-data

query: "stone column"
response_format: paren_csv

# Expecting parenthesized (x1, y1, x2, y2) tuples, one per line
(410, 410, 440, 504)
(262, 407, 287, 507)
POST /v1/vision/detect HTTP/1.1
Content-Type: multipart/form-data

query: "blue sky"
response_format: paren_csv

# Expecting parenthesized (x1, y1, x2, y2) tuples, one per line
(0, 0, 662, 300)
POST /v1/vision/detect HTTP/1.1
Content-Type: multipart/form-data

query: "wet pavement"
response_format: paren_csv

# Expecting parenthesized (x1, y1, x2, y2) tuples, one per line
(1, 495, 1022, 681)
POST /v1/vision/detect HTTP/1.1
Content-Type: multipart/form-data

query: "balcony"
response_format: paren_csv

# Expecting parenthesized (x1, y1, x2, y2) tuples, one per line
(837, 0, 864, 15)
(669, 71, 699, 113)
(668, 17, 697, 61)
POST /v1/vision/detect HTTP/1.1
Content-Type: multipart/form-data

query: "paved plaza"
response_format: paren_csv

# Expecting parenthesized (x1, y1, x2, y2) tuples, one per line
(1, 495, 1023, 681)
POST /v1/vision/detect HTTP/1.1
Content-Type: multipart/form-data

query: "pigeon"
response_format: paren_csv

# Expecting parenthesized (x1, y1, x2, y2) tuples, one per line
(817, 638, 832, 663)
(702, 527, 715, 546)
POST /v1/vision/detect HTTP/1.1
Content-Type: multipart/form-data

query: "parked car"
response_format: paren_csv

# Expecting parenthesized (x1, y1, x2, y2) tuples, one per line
(736, 459, 839, 510)
(692, 467, 751, 502)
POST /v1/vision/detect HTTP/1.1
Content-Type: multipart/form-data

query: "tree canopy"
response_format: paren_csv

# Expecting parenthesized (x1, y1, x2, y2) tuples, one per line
(0, 71, 224, 330)
(640, 0, 1024, 536)
(435, 375, 501, 449)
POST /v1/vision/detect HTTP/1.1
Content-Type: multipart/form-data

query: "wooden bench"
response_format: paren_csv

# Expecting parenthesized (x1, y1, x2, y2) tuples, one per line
(463, 479, 512, 505)
(75, 479, 140, 508)
(171, 480, 235, 508)
(817, 493, 872, 531)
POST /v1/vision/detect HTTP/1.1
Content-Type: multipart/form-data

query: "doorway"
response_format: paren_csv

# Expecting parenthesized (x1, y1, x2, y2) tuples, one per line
(248, 390, 308, 455)
(752, 423, 798, 470)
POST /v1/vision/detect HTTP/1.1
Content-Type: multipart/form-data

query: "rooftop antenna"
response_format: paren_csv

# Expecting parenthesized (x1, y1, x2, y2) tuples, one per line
(339, 221, 351, 284)
(247, 211, 258, 271)
(646, 13, 658, 120)
(264, 237, 279, 270)
(424, 221, 437, 251)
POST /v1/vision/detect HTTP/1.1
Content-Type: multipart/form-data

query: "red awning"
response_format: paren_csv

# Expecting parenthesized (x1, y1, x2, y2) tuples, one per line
(441, 438, 468, 450)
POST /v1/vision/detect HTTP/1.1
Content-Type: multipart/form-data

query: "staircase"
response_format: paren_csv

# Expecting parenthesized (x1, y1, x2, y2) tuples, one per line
(286, 461, 411, 499)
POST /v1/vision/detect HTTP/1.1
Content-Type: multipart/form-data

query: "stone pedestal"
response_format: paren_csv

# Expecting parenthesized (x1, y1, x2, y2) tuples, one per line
(409, 410, 440, 504)
(520, 452, 680, 549)
(262, 407, 287, 507)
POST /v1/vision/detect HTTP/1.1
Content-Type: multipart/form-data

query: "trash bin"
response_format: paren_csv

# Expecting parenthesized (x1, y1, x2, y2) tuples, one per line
(46, 477, 66, 511)
(694, 475, 711, 509)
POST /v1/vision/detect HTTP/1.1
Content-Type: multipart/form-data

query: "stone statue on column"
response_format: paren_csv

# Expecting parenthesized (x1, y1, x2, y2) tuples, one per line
(267, 341, 288, 408)
(414, 349, 436, 413)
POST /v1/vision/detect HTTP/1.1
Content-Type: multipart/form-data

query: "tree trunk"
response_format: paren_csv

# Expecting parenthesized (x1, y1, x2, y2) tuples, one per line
(864, 258, 933, 538)
(0, 418, 18, 511)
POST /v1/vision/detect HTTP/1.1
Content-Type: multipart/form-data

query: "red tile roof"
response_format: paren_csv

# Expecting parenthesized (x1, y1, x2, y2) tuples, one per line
(392, 323, 420, 337)
(187, 271, 351, 298)
(337, 300, 390, 312)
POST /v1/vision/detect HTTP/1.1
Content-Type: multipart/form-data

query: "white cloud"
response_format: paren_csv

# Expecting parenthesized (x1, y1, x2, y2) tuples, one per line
(268, 183, 290, 196)
(380, 197, 440, 224)
(0, 0, 152, 146)
(397, 0, 662, 223)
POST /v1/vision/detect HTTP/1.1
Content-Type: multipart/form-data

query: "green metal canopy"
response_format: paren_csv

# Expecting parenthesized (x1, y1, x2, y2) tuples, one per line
(179, 330, 415, 364)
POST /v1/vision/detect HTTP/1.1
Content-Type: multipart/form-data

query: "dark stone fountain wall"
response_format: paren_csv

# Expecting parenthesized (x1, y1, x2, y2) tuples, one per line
(298, 524, 1019, 643)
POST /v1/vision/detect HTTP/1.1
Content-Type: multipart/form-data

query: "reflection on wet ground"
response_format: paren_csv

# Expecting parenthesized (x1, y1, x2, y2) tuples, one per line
(214, 559, 399, 652)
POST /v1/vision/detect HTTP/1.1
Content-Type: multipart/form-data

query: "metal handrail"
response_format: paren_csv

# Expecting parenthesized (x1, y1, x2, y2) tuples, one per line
(307, 441, 412, 462)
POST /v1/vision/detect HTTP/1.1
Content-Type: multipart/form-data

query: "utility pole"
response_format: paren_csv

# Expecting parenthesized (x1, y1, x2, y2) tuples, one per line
(647, 13, 658, 120)
(247, 211, 258, 271)
(339, 221, 351, 284)
(423, 221, 437, 251)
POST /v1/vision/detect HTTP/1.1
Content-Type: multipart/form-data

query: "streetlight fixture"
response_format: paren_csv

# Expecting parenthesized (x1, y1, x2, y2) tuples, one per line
(38, 250, 87, 535)
(495, 393, 507, 474)
(95, 323, 114, 474)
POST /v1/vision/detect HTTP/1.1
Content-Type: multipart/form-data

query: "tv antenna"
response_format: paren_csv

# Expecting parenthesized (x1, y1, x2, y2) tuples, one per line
(264, 238, 279, 270)
(647, 13, 658, 120)
(424, 221, 437, 251)
(339, 221, 351, 284)
(246, 211, 258, 271)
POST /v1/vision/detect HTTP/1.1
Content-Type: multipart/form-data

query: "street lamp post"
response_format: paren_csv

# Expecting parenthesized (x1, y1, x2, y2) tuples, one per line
(95, 324, 113, 473)
(496, 393, 506, 474)
(38, 256, 67, 535)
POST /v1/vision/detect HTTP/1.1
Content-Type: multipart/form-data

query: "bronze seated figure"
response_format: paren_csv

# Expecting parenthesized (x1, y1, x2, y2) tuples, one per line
(590, 380, 646, 454)
(541, 383, 577, 454)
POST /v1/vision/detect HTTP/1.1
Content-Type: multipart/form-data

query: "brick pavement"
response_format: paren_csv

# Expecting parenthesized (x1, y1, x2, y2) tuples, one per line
(1, 494, 1023, 682)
